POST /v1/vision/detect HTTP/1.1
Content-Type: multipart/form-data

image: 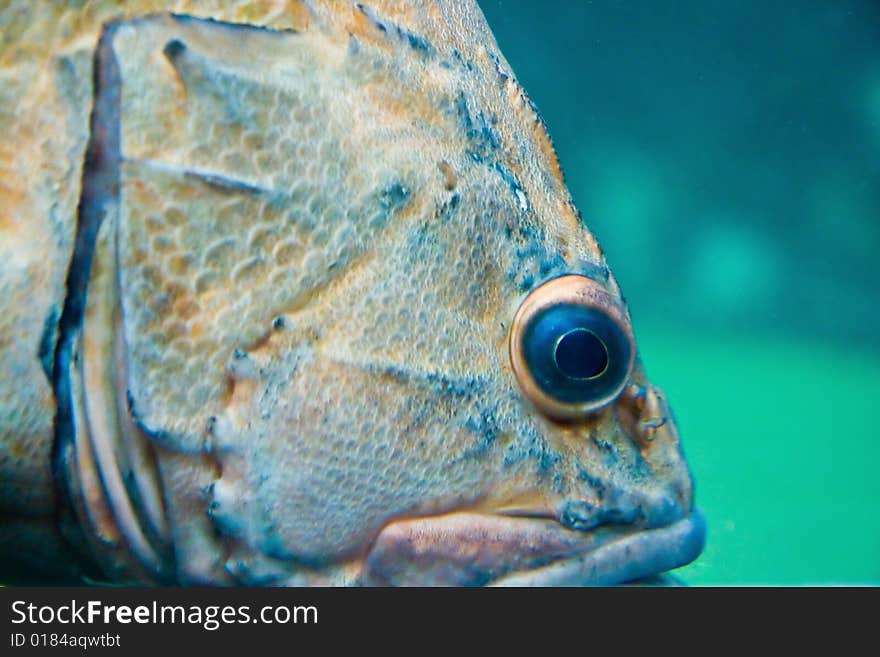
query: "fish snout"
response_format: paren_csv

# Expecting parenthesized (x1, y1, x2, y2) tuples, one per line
(614, 378, 697, 517)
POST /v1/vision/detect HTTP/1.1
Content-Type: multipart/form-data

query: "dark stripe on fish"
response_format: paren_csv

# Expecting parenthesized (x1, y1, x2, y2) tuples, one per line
(170, 11, 299, 35)
(354, 3, 435, 56)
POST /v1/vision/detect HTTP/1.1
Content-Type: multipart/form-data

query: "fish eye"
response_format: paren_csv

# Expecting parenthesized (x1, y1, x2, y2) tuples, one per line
(509, 275, 635, 420)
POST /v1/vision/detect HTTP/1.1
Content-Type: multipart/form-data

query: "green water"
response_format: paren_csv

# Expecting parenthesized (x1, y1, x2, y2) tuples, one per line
(641, 329, 880, 584)
(480, 1, 880, 584)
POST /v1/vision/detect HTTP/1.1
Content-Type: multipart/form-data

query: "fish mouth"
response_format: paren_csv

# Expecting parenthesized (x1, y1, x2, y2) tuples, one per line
(361, 509, 705, 586)
(490, 511, 705, 586)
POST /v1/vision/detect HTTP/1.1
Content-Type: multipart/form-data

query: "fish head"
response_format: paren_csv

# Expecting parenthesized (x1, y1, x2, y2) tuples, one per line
(59, 4, 703, 585)
(203, 156, 703, 586)
(187, 56, 703, 585)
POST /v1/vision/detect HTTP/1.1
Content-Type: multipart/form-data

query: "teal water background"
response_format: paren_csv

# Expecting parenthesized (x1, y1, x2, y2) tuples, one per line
(480, 0, 880, 584)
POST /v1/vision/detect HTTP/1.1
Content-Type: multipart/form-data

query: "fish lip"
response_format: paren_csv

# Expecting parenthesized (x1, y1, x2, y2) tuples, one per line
(490, 509, 706, 586)
(361, 509, 706, 586)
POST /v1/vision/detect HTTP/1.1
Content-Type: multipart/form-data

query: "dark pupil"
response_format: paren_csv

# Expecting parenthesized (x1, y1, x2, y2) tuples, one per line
(554, 329, 608, 380)
(520, 302, 630, 405)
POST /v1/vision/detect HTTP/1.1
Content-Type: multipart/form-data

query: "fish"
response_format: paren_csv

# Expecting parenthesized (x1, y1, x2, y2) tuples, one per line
(0, 0, 704, 585)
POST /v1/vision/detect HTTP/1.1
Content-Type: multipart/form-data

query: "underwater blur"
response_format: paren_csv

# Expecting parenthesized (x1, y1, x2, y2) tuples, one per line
(479, 0, 880, 584)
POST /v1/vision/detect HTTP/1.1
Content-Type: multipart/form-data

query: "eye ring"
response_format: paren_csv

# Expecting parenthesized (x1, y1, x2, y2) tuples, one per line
(509, 275, 635, 420)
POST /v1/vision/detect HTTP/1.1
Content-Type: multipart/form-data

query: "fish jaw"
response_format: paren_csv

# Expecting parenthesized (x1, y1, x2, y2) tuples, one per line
(361, 510, 705, 586)
(358, 368, 704, 587)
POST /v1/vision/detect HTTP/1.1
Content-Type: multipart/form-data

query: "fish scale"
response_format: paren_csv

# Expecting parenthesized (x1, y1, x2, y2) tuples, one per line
(0, 0, 703, 585)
